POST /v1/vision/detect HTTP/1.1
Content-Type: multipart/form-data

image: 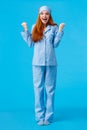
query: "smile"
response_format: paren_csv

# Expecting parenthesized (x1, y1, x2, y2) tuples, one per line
(42, 18, 47, 21)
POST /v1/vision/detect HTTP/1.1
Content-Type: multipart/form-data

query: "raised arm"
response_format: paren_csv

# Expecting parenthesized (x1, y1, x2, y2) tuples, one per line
(53, 23, 65, 48)
(20, 22, 34, 47)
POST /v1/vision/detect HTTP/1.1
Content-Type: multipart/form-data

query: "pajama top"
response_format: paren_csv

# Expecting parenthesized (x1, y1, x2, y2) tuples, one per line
(21, 25, 64, 66)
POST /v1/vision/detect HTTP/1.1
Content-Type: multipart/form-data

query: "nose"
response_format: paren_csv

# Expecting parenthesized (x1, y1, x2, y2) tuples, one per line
(43, 14, 46, 17)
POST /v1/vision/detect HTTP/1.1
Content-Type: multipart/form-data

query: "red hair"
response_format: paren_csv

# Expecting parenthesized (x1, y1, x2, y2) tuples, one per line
(32, 14, 57, 42)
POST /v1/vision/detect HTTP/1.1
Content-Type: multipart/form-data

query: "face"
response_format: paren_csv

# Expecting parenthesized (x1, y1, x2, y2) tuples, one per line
(40, 10, 50, 25)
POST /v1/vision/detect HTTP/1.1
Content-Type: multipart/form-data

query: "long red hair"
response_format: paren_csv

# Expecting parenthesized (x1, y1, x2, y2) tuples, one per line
(32, 14, 57, 42)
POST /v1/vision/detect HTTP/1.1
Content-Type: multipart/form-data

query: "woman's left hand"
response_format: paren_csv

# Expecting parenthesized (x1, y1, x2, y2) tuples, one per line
(59, 23, 65, 32)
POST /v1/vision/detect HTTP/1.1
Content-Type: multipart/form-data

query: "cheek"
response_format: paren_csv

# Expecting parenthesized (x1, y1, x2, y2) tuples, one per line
(40, 15, 43, 20)
(47, 16, 50, 20)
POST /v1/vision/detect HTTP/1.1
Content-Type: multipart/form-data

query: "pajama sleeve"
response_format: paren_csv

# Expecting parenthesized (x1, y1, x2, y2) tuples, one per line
(53, 25, 64, 48)
(20, 25, 35, 47)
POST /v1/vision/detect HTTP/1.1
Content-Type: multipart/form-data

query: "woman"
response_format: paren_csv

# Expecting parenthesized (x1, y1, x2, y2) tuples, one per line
(21, 5, 65, 125)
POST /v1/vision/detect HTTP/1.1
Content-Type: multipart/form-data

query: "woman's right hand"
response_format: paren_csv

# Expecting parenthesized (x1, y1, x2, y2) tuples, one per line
(21, 22, 28, 31)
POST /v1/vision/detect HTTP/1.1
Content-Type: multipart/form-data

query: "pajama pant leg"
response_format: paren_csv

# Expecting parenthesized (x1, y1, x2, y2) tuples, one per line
(45, 66, 57, 122)
(32, 66, 45, 122)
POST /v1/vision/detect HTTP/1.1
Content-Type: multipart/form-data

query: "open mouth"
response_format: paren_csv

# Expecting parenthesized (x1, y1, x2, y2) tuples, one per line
(42, 18, 47, 21)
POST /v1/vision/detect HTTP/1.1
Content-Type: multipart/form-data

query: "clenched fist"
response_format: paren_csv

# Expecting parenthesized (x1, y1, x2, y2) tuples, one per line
(21, 22, 28, 31)
(59, 23, 65, 32)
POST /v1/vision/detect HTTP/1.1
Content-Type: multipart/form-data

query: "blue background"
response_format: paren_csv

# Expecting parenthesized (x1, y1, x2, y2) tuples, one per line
(0, 0, 87, 129)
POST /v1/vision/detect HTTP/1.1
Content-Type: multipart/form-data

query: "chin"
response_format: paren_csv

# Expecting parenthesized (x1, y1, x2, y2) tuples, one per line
(44, 22, 47, 25)
(42, 21, 48, 25)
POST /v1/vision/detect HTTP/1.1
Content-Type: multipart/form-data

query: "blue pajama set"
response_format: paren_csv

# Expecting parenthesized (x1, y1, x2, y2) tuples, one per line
(21, 25, 64, 122)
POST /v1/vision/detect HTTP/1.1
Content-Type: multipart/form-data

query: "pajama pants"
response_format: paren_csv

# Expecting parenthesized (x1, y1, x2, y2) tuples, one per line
(32, 66, 57, 122)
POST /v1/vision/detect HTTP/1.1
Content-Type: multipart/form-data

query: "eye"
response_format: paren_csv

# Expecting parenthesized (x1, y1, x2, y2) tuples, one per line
(46, 13, 49, 15)
(40, 12, 43, 15)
